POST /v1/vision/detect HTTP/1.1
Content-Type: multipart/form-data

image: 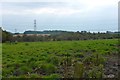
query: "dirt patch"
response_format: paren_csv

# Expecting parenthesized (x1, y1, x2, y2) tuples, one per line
(104, 54, 119, 78)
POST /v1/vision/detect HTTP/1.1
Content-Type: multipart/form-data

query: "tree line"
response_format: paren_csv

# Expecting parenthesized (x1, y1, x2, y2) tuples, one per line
(1, 28, 119, 42)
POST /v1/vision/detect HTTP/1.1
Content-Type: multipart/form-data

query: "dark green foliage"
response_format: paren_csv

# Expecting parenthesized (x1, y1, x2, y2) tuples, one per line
(25, 43, 29, 46)
(43, 74, 61, 79)
(2, 39, 118, 78)
(10, 30, 119, 42)
(87, 64, 104, 78)
(74, 53, 84, 58)
(46, 55, 59, 65)
(40, 63, 57, 74)
(29, 74, 41, 78)
(60, 57, 72, 66)
(17, 66, 32, 74)
(2, 30, 12, 42)
(73, 62, 84, 78)
(83, 53, 106, 66)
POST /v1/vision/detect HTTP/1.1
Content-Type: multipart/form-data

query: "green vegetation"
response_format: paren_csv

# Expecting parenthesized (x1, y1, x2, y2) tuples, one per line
(2, 39, 118, 78)
(1, 27, 119, 42)
(0, 43, 2, 79)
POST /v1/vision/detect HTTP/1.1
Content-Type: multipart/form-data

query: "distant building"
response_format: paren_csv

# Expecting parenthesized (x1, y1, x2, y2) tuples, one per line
(13, 33, 24, 37)
(13, 31, 51, 37)
(24, 31, 51, 36)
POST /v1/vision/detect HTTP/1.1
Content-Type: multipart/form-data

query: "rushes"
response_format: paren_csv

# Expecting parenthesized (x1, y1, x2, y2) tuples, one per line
(73, 62, 84, 78)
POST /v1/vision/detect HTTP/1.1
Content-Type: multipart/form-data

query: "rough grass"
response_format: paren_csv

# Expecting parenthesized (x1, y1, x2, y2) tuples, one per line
(2, 39, 118, 78)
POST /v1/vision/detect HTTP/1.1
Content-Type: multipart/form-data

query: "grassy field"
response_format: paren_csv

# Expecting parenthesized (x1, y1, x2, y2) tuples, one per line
(2, 39, 118, 78)
(0, 43, 2, 79)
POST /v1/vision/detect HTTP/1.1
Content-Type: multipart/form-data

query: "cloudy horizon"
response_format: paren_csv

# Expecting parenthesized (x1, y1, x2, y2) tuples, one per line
(1, 0, 119, 33)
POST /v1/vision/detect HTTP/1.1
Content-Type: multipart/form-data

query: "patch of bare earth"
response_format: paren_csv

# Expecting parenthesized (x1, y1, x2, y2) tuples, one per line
(104, 54, 119, 78)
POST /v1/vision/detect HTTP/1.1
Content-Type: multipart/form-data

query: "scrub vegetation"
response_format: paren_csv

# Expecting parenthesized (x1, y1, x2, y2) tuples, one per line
(2, 39, 119, 78)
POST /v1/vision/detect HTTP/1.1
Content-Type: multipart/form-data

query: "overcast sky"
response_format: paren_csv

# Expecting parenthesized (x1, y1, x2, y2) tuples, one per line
(0, 0, 119, 33)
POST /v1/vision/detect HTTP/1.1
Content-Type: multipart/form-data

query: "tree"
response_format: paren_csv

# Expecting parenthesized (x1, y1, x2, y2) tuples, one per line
(2, 30, 12, 42)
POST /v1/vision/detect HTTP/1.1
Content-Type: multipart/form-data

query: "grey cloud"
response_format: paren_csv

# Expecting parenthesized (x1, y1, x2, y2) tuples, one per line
(2, 2, 67, 9)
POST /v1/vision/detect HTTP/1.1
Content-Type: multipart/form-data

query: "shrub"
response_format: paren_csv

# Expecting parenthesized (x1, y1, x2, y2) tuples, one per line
(87, 64, 104, 78)
(17, 75, 26, 78)
(83, 53, 106, 66)
(18, 66, 32, 74)
(61, 52, 71, 56)
(40, 63, 57, 74)
(92, 53, 106, 66)
(60, 57, 72, 66)
(43, 74, 61, 79)
(74, 53, 84, 58)
(2, 67, 14, 77)
(73, 62, 84, 78)
(46, 56, 59, 65)
(28, 57, 37, 62)
(83, 56, 92, 64)
(34, 60, 45, 67)
(25, 43, 29, 46)
(30, 74, 42, 78)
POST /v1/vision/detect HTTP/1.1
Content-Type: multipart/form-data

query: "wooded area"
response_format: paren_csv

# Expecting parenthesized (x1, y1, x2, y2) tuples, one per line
(1, 28, 119, 42)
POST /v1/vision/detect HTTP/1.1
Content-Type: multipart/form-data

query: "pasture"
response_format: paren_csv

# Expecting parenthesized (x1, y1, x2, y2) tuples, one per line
(2, 39, 118, 78)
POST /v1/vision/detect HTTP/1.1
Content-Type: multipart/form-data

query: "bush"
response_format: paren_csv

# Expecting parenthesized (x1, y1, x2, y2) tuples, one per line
(17, 75, 26, 78)
(40, 63, 57, 74)
(87, 64, 104, 78)
(74, 53, 84, 58)
(83, 53, 106, 66)
(60, 52, 71, 56)
(92, 53, 106, 66)
(73, 62, 84, 78)
(43, 74, 61, 79)
(46, 56, 59, 65)
(60, 57, 72, 66)
(2, 67, 14, 77)
(25, 43, 29, 46)
(30, 74, 42, 78)
(18, 66, 32, 74)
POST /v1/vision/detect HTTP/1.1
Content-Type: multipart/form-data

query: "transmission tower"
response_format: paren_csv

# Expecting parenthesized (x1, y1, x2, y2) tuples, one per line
(15, 29, 17, 33)
(34, 19, 36, 31)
